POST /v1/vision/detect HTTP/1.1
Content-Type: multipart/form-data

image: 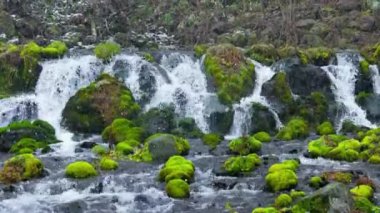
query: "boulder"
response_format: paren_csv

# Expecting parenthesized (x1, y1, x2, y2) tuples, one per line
(61, 74, 140, 133)
(358, 94, 380, 123)
(209, 109, 234, 135)
(250, 103, 277, 134)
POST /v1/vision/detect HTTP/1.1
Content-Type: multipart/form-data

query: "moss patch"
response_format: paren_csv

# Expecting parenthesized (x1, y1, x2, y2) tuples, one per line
(223, 154, 261, 176)
(0, 154, 43, 184)
(65, 161, 97, 179)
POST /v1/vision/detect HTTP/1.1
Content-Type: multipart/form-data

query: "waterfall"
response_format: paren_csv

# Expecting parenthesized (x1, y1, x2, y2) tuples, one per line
(370, 65, 380, 94)
(322, 53, 375, 129)
(227, 61, 282, 138)
(144, 53, 213, 132)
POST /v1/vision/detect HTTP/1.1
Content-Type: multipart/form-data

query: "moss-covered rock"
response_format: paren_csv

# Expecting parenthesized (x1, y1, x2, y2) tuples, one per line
(62, 74, 140, 134)
(276, 118, 309, 141)
(165, 179, 190, 199)
(228, 136, 262, 155)
(309, 176, 324, 189)
(136, 104, 176, 136)
(0, 154, 43, 184)
(100, 158, 118, 170)
(102, 118, 144, 145)
(202, 133, 222, 149)
(321, 171, 353, 184)
(115, 141, 134, 155)
(65, 161, 97, 179)
(350, 185, 374, 199)
(307, 135, 347, 158)
(91, 145, 108, 156)
(290, 190, 306, 200)
(265, 160, 299, 192)
(247, 43, 277, 65)
(94, 41, 121, 62)
(251, 207, 279, 213)
(10, 138, 47, 154)
(194, 44, 208, 58)
(159, 156, 195, 183)
(253, 131, 271, 142)
(317, 121, 335, 135)
(0, 120, 57, 152)
(133, 134, 190, 162)
(204, 44, 255, 105)
(274, 193, 292, 208)
(353, 196, 380, 213)
(223, 154, 261, 176)
(303, 47, 333, 66)
(249, 103, 277, 134)
(172, 117, 203, 139)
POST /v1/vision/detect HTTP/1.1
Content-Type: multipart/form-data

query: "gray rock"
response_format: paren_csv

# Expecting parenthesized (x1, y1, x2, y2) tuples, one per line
(147, 134, 181, 162)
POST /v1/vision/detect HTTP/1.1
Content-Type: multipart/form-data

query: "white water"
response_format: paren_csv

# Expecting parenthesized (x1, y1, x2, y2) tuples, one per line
(322, 53, 375, 129)
(144, 53, 213, 132)
(370, 65, 380, 94)
(227, 61, 282, 138)
(0, 94, 37, 127)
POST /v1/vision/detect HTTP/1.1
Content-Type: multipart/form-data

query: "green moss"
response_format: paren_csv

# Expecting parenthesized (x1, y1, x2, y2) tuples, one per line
(253, 131, 271, 142)
(94, 41, 121, 62)
(278, 46, 298, 59)
(143, 52, 155, 63)
(115, 142, 134, 155)
(251, 207, 279, 213)
(317, 121, 335, 135)
(159, 156, 194, 183)
(42, 41, 68, 58)
(228, 136, 262, 155)
(65, 161, 97, 179)
(223, 154, 261, 176)
(273, 72, 293, 104)
(204, 44, 255, 105)
(165, 179, 190, 199)
(359, 60, 370, 77)
(356, 92, 371, 106)
(274, 193, 292, 208)
(304, 47, 333, 66)
(276, 118, 309, 141)
(307, 136, 335, 158)
(321, 171, 352, 184)
(10, 138, 46, 154)
(368, 155, 380, 164)
(290, 190, 306, 199)
(0, 154, 43, 184)
(265, 160, 299, 192)
(100, 158, 118, 170)
(350, 185, 374, 199)
(309, 176, 324, 188)
(91, 145, 107, 156)
(20, 42, 42, 59)
(354, 197, 380, 213)
(247, 43, 277, 65)
(194, 44, 208, 58)
(202, 133, 222, 149)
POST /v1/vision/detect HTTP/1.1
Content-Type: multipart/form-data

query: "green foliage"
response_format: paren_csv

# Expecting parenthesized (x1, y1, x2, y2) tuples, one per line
(202, 133, 222, 149)
(42, 41, 68, 58)
(194, 44, 208, 58)
(65, 161, 97, 179)
(350, 185, 374, 199)
(265, 160, 299, 192)
(359, 60, 370, 77)
(368, 155, 380, 164)
(274, 194, 292, 208)
(353, 197, 380, 213)
(228, 136, 262, 155)
(223, 154, 261, 176)
(204, 44, 255, 105)
(276, 118, 309, 141)
(94, 41, 121, 62)
(165, 179, 190, 199)
(253, 131, 271, 142)
(91, 145, 108, 156)
(309, 176, 324, 189)
(316, 121, 335, 135)
(143, 52, 155, 62)
(100, 158, 118, 170)
(10, 138, 46, 154)
(273, 72, 293, 104)
(304, 47, 333, 66)
(0, 154, 43, 184)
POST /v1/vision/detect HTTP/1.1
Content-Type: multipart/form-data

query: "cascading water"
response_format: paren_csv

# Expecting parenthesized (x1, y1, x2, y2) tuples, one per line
(227, 61, 282, 138)
(371, 65, 380, 94)
(0, 95, 37, 127)
(143, 53, 213, 132)
(322, 53, 375, 129)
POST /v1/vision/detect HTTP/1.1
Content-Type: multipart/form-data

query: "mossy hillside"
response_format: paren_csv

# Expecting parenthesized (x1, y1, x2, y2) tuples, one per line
(204, 44, 255, 105)
(65, 161, 97, 179)
(223, 154, 261, 176)
(132, 134, 190, 162)
(228, 136, 262, 155)
(94, 41, 121, 62)
(0, 154, 43, 184)
(0, 120, 57, 152)
(276, 118, 309, 141)
(265, 160, 299, 192)
(62, 74, 141, 133)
